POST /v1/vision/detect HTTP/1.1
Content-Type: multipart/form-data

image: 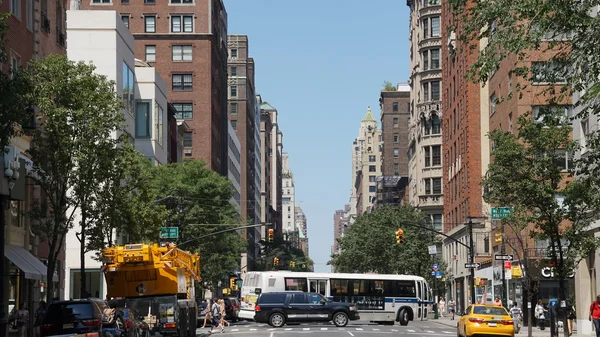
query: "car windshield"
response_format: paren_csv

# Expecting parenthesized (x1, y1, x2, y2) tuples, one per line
(473, 306, 509, 315)
(44, 302, 95, 323)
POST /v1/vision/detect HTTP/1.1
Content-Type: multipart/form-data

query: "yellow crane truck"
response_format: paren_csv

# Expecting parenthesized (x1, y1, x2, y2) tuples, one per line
(101, 243, 200, 337)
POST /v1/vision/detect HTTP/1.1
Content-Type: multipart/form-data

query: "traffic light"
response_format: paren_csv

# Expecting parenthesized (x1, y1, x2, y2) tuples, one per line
(301, 263, 307, 269)
(479, 277, 487, 286)
(268, 229, 274, 242)
(395, 229, 405, 244)
(229, 278, 236, 290)
(273, 257, 279, 266)
(290, 261, 295, 268)
(494, 232, 503, 243)
(474, 277, 480, 287)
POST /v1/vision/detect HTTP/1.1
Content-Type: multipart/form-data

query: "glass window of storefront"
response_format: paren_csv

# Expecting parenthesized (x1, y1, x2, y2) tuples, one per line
(70, 269, 102, 299)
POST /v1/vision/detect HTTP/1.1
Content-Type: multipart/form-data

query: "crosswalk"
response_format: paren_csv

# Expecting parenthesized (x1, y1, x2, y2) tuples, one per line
(197, 326, 455, 333)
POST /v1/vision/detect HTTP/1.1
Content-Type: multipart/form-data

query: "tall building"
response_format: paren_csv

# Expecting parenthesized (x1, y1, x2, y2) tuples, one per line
(227, 120, 242, 217)
(78, 0, 230, 176)
(260, 102, 283, 236)
(227, 35, 261, 265)
(332, 205, 350, 253)
(407, 0, 444, 228)
(295, 205, 308, 255)
(377, 84, 411, 206)
(351, 107, 382, 215)
(258, 96, 273, 246)
(1, 0, 68, 307)
(442, 0, 491, 310)
(281, 153, 296, 234)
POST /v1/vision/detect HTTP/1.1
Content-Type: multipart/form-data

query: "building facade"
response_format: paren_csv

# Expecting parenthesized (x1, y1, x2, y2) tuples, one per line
(351, 107, 382, 215)
(407, 0, 444, 228)
(332, 205, 350, 253)
(227, 120, 242, 216)
(260, 102, 283, 236)
(258, 96, 273, 251)
(281, 153, 295, 234)
(295, 205, 308, 255)
(64, 10, 169, 300)
(78, 0, 230, 176)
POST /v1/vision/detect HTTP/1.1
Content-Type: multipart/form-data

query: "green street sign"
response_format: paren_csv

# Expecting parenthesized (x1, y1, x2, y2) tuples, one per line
(491, 207, 513, 220)
(160, 227, 179, 239)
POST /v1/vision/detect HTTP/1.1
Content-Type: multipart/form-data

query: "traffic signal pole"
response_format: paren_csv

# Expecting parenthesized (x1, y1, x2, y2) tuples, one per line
(500, 220, 507, 307)
(468, 218, 476, 306)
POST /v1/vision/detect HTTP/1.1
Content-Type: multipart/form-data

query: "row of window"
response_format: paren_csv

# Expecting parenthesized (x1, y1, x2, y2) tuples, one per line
(423, 81, 441, 102)
(422, 17, 441, 39)
(120, 14, 194, 33)
(424, 177, 442, 195)
(424, 145, 442, 167)
(134, 100, 164, 146)
(422, 49, 440, 71)
(144, 44, 192, 62)
(94, 0, 193, 5)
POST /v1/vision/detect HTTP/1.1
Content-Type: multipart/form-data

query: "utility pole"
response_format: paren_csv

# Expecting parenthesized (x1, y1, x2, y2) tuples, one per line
(500, 220, 507, 306)
(468, 218, 476, 306)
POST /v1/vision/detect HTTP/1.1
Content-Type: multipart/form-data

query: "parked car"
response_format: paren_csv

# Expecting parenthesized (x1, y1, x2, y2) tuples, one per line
(40, 299, 106, 337)
(223, 298, 240, 322)
(457, 304, 515, 337)
(254, 292, 359, 328)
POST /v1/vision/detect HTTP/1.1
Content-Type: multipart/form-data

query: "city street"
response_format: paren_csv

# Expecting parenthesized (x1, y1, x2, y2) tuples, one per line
(196, 319, 457, 336)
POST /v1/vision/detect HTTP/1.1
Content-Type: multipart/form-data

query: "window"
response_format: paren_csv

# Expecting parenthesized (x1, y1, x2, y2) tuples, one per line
(144, 15, 156, 33)
(432, 178, 442, 194)
(170, 0, 193, 3)
(10, 0, 21, 17)
(393, 102, 398, 112)
(230, 85, 237, 97)
(423, 83, 429, 101)
(369, 155, 376, 162)
(552, 151, 574, 171)
(172, 103, 193, 119)
(423, 50, 429, 70)
(121, 14, 130, 28)
(393, 163, 399, 175)
(423, 18, 429, 38)
(121, 0, 128, 3)
(9, 52, 20, 79)
(431, 81, 440, 100)
(183, 132, 192, 147)
(145, 45, 156, 62)
(230, 103, 238, 115)
(230, 67, 237, 76)
(92, 0, 110, 3)
(230, 48, 238, 58)
(431, 114, 441, 134)
(155, 103, 164, 145)
(433, 214, 442, 231)
(432, 145, 441, 166)
(393, 118, 399, 127)
(430, 49, 440, 69)
(145, 0, 155, 3)
(425, 178, 431, 194)
(532, 105, 573, 124)
(532, 61, 568, 84)
(509, 112, 513, 133)
(231, 120, 237, 131)
(172, 45, 192, 61)
(26, 0, 33, 30)
(122, 62, 135, 111)
(431, 17, 440, 37)
(135, 101, 151, 138)
(171, 14, 193, 33)
(425, 147, 431, 167)
(490, 93, 496, 115)
(369, 175, 376, 182)
(369, 165, 376, 172)
(423, 117, 431, 135)
(393, 148, 399, 158)
(393, 133, 399, 143)
(369, 186, 377, 193)
(172, 74, 192, 91)
(581, 118, 591, 137)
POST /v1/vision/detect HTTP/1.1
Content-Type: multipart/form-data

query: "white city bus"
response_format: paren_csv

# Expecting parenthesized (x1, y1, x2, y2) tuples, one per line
(239, 271, 433, 325)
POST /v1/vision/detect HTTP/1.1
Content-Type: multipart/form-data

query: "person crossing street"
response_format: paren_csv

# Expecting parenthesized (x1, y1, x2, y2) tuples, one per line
(510, 302, 523, 333)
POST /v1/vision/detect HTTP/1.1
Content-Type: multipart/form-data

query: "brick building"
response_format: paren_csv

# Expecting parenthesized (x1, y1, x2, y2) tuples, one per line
(380, 84, 410, 177)
(79, 0, 230, 175)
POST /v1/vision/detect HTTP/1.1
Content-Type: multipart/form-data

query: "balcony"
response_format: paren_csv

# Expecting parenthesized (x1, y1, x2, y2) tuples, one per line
(56, 28, 65, 47)
(41, 13, 50, 34)
(418, 194, 443, 208)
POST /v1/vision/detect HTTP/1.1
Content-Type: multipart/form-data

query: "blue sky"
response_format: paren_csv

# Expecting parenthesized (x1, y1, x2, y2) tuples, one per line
(224, 0, 411, 272)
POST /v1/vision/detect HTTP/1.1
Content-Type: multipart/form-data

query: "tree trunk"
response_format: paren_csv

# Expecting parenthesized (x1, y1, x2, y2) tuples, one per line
(80, 203, 87, 299)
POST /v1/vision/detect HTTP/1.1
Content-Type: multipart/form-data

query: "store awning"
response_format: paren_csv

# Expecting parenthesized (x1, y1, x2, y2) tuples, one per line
(4, 245, 58, 282)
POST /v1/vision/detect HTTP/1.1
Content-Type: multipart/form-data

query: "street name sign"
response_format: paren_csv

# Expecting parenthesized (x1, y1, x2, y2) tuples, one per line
(491, 207, 513, 220)
(160, 227, 179, 239)
(465, 263, 481, 269)
(495, 254, 513, 261)
(433, 264, 439, 271)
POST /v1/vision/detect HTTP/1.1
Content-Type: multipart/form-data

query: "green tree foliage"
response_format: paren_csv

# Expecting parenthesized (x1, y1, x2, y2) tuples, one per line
(0, 13, 33, 151)
(151, 160, 245, 291)
(329, 205, 445, 283)
(482, 113, 600, 335)
(255, 236, 314, 272)
(383, 81, 396, 91)
(25, 55, 126, 299)
(86, 145, 167, 255)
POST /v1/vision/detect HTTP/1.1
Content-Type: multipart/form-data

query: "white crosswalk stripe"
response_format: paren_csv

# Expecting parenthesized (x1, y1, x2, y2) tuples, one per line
(303, 328, 310, 330)
(284, 328, 292, 331)
(408, 329, 416, 332)
(321, 327, 328, 330)
(230, 329, 239, 332)
(356, 327, 364, 330)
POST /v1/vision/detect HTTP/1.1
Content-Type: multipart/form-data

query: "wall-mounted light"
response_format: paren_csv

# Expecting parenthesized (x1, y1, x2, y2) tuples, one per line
(4, 145, 21, 190)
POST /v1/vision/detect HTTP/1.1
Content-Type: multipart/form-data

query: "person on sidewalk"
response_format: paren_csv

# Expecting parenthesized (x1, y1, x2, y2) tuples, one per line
(589, 295, 600, 337)
(535, 299, 547, 330)
(510, 302, 522, 334)
(448, 298, 456, 320)
(438, 298, 446, 318)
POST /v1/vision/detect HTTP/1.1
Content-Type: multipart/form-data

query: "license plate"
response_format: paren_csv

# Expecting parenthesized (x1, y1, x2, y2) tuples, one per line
(488, 322, 497, 327)
(63, 323, 74, 329)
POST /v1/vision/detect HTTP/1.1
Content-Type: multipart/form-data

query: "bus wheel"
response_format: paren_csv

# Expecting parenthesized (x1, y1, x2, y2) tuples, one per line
(269, 313, 286, 328)
(399, 309, 409, 326)
(333, 312, 349, 327)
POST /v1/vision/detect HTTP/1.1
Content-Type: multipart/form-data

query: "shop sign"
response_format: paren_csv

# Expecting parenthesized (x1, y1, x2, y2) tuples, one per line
(541, 266, 575, 278)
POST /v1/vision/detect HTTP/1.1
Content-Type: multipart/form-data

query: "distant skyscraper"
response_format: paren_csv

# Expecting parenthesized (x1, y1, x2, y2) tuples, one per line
(295, 205, 308, 255)
(282, 153, 296, 234)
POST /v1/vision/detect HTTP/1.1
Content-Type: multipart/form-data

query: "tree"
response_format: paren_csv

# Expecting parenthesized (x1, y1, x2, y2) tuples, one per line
(255, 236, 314, 272)
(329, 205, 445, 285)
(382, 81, 396, 91)
(0, 13, 33, 151)
(86, 145, 167, 256)
(25, 54, 125, 299)
(482, 113, 600, 336)
(151, 160, 246, 293)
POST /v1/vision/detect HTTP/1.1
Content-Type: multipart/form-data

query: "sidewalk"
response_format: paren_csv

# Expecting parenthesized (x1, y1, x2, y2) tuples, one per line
(430, 315, 588, 337)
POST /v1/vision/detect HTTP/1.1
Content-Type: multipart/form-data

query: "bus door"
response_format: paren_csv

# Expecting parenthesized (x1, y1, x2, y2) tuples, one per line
(417, 280, 428, 320)
(308, 279, 328, 297)
(422, 281, 430, 321)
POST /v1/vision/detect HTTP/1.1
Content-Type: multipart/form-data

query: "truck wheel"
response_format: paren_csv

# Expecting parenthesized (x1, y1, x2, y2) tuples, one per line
(399, 309, 409, 326)
(269, 313, 286, 327)
(333, 312, 349, 327)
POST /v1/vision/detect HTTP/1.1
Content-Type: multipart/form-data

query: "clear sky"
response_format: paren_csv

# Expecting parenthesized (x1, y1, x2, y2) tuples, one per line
(224, 0, 411, 272)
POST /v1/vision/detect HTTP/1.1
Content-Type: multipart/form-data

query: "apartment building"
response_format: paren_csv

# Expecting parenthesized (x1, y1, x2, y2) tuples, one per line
(332, 205, 350, 253)
(260, 102, 283, 236)
(258, 95, 273, 250)
(79, 0, 230, 176)
(352, 107, 382, 215)
(227, 120, 242, 216)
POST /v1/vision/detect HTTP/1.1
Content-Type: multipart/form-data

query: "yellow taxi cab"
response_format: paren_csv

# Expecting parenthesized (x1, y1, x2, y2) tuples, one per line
(457, 304, 515, 337)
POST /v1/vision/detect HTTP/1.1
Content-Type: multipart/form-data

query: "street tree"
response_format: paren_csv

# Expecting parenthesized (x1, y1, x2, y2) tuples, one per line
(25, 54, 124, 299)
(255, 236, 314, 272)
(86, 144, 167, 256)
(482, 113, 600, 336)
(0, 13, 33, 151)
(151, 160, 246, 293)
(329, 205, 445, 284)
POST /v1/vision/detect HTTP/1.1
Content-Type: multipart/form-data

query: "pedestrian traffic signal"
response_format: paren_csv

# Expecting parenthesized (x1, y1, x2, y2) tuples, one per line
(268, 229, 274, 242)
(230, 278, 236, 290)
(301, 263, 307, 269)
(495, 233, 503, 243)
(273, 257, 279, 266)
(290, 261, 295, 268)
(395, 229, 405, 244)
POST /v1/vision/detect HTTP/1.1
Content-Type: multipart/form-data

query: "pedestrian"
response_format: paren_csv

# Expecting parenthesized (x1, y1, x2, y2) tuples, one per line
(34, 301, 47, 337)
(535, 299, 547, 330)
(448, 298, 456, 320)
(510, 302, 522, 334)
(200, 299, 212, 328)
(567, 300, 575, 337)
(438, 298, 446, 318)
(589, 295, 600, 337)
(16, 303, 29, 337)
(494, 297, 503, 307)
(209, 299, 223, 333)
(219, 299, 230, 327)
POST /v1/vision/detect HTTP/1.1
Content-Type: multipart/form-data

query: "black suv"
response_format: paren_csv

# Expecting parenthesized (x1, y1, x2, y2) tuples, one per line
(254, 292, 359, 327)
(40, 299, 106, 337)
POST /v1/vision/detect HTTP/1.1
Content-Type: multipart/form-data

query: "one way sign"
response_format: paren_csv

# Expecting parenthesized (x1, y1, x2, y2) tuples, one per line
(495, 254, 514, 261)
(465, 263, 481, 269)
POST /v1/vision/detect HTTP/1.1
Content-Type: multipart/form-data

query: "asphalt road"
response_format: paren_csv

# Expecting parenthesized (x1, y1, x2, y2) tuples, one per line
(196, 319, 456, 336)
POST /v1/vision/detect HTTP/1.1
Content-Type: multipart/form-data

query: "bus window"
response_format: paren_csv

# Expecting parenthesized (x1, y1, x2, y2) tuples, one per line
(284, 278, 308, 291)
(330, 279, 350, 296)
(394, 280, 416, 297)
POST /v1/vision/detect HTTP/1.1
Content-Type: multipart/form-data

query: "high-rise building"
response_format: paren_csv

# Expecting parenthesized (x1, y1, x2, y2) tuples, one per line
(295, 205, 308, 255)
(227, 120, 242, 216)
(351, 107, 382, 215)
(78, 0, 230, 176)
(260, 102, 283, 236)
(407, 0, 444, 229)
(282, 153, 295, 234)
(332, 205, 350, 253)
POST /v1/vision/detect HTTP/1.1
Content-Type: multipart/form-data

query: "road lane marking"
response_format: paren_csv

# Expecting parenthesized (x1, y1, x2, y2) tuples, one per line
(348, 332, 355, 336)
(285, 328, 292, 331)
(356, 328, 363, 330)
(428, 330, 435, 333)
(303, 328, 310, 330)
(230, 329, 239, 332)
(321, 328, 328, 330)
(408, 329, 416, 332)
